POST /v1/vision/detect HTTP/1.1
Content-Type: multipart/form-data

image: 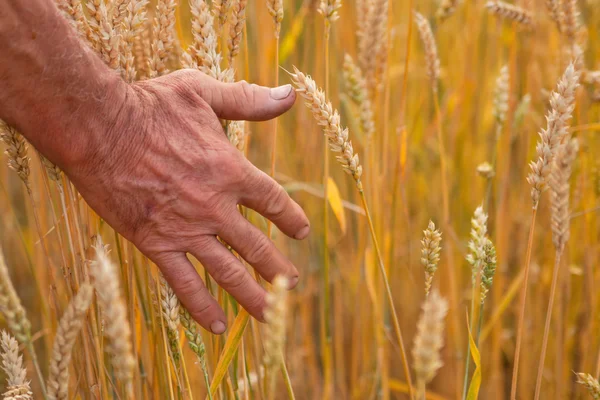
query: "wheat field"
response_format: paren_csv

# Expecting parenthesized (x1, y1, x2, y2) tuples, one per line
(1, 0, 600, 399)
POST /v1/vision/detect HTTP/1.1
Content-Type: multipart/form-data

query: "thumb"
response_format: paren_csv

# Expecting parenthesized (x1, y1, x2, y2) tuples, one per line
(193, 73, 296, 121)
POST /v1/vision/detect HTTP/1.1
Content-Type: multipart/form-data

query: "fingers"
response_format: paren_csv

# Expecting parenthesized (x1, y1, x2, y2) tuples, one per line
(153, 252, 227, 334)
(240, 166, 310, 240)
(219, 212, 299, 286)
(188, 71, 296, 121)
(190, 237, 268, 321)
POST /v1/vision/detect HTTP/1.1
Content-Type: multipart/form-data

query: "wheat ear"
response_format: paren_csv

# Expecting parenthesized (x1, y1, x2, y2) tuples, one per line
(159, 275, 181, 362)
(1, 331, 32, 400)
(0, 248, 31, 344)
(545, 0, 564, 32)
(263, 276, 289, 396)
(527, 61, 580, 208)
(358, 0, 388, 88)
(550, 138, 578, 254)
(562, 0, 580, 42)
(412, 290, 448, 400)
(90, 236, 135, 388)
(414, 12, 441, 93)
(576, 373, 600, 399)
(343, 54, 375, 141)
(266, 0, 284, 38)
(149, 0, 176, 78)
(466, 206, 489, 283)
(47, 284, 94, 400)
(318, 0, 342, 25)
(179, 308, 212, 397)
(421, 220, 442, 296)
(437, 0, 460, 20)
(227, 0, 247, 67)
(486, 1, 534, 26)
(0, 122, 30, 192)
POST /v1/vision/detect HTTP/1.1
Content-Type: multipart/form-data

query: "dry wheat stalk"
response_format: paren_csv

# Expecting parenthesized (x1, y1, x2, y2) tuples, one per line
(47, 284, 94, 400)
(187, 0, 233, 82)
(90, 236, 135, 386)
(0, 122, 30, 191)
(550, 138, 578, 254)
(479, 238, 497, 304)
(527, 61, 580, 208)
(562, 0, 580, 41)
(494, 65, 509, 126)
(0, 247, 31, 344)
(290, 67, 363, 184)
(414, 12, 440, 93)
(486, 1, 534, 26)
(466, 205, 488, 283)
(263, 276, 288, 371)
(437, 0, 460, 20)
(576, 373, 600, 399)
(1, 331, 32, 400)
(318, 0, 342, 24)
(227, 0, 247, 67)
(149, 0, 176, 78)
(342, 54, 375, 141)
(421, 220, 442, 296)
(266, 0, 284, 38)
(412, 290, 448, 400)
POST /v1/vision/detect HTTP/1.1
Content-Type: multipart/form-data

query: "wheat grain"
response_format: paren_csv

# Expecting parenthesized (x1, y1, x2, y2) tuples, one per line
(179, 308, 211, 390)
(414, 12, 440, 93)
(263, 276, 288, 371)
(486, 1, 533, 26)
(227, 120, 246, 151)
(56, 0, 95, 45)
(90, 236, 135, 386)
(227, 0, 247, 67)
(494, 65, 510, 126)
(412, 290, 448, 399)
(159, 275, 181, 362)
(421, 220, 442, 296)
(562, 0, 580, 42)
(550, 138, 578, 254)
(576, 373, 600, 399)
(266, 0, 284, 38)
(527, 61, 580, 208)
(437, 0, 460, 20)
(290, 66, 363, 184)
(149, 0, 176, 78)
(1, 331, 32, 400)
(545, 0, 564, 32)
(479, 238, 497, 304)
(342, 54, 375, 141)
(213, 0, 232, 29)
(47, 284, 94, 400)
(0, 123, 30, 191)
(188, 0, 233, 82)
(466, 205, 488, 283)
(0, 247, 31, 344)
(318, 0, 342, 24)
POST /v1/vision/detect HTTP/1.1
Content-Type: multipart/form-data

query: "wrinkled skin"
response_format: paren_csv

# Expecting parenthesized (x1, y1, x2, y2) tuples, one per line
(66, 70, 310, 334)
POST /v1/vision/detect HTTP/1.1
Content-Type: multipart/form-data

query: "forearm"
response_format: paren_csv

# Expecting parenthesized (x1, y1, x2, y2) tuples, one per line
(0, 0, 128, 170)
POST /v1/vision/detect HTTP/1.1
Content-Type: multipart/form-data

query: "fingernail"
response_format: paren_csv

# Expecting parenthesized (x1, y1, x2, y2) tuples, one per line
(295, 225, 310, 240)
(288, 276, 299, 289)
(270, 84, 293, 100)
(211, 320, 226, 334)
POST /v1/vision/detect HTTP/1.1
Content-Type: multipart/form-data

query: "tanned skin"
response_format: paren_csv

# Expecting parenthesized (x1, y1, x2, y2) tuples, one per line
(0, 0, 309, 334)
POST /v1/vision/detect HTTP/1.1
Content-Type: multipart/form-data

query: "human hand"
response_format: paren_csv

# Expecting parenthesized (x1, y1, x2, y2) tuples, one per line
(62, 69, 309, 334)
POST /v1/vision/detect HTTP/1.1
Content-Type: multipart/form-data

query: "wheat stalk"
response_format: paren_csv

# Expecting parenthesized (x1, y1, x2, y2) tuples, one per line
(1, 331, 32, 400)
(486, 1, 534, 26)
(414, 11, 440, 93)
(421, 220, 442, 296)
(47, 284, 94, 400)
(90, 236, 135, 388)
(227, 0, 247, 67)
(412, 290, 448, 400)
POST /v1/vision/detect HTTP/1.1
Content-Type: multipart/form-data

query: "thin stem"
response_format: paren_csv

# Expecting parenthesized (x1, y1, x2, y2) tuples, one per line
(26, 341, 47, 400)
(534, 250, 563, 400)
(321, 22, 333, 400)
(281, 358, 296, 400)
(462, 280, 477, 400)
(510, 207, 538, 400)
(358, 188, 414, 399)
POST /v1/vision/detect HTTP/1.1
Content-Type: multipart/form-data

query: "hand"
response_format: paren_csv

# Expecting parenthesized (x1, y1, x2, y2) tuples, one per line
(63, 69, 309, 334)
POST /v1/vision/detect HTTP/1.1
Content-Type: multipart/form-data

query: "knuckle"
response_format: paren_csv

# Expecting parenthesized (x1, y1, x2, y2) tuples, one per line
(213, 259, 246, 289)
(268, 186, 289, 219)
(246, 236, 273, 266)
(245, 291, 266, 314)
(173, 275, 200, 297)
(188, 298, 216, 320)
